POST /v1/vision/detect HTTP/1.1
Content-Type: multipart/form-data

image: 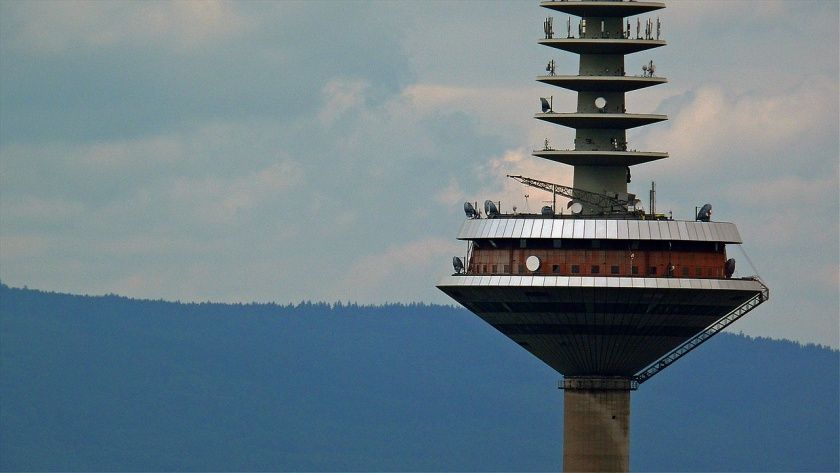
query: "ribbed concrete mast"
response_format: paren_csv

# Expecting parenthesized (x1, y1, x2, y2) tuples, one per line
(535, 0, 667, 207)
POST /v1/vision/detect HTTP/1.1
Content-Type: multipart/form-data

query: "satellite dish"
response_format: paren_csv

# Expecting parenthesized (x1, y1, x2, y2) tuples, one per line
(464, 202, 478, 218)
(540, 97, 551, 113)
(453, 256, 464, 274)
(541, 205, 553, 216)
(594, 97, 607, 110)
(484, 200, 499, 218)
(525, 255, 541, 272)
(696, 203, 712, 222)
(569, 202, 583, 214)
(724, 258, 735, 278)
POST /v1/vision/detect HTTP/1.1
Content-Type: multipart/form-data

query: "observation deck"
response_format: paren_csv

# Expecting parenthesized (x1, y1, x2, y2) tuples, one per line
(537, 75, 667, 92)
(539, 38, 665, 55)
(540, 1, 665, 18)
(438, 215, 764, 376)
(536, 112, 667, 129)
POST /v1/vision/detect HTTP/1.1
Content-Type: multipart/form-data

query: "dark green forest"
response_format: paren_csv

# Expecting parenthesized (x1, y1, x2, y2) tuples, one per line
(1, 283, 837, 471)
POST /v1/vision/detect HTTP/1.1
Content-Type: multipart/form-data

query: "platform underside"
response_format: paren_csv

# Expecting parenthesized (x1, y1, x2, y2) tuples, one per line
(536, 75, 668, 92)
(535, 112, 667, 129)
(538, 39, 666, 55)
(437, 276, 763, 377)
(532, 150, 668, 166)
(540, 1, 665, 17)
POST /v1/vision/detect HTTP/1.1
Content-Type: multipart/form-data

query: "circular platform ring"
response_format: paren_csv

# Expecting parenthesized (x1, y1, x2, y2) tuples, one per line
(526, 255, 541, 272)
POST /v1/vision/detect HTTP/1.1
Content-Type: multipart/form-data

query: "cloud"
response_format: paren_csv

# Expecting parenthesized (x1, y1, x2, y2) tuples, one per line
(0, 1, 837, 347)
(5, 0, 251, 54)
(0, 196, 86, 226)
(666, 0, 797, 32)
(402, 83, 563, 144)
(167, 160, 304, 225)
(0, 235, 53, 260)
(486, 148, 575, 213)
(639, 77, 838, 178)
(319, 79, 370, 125)
(434, 177, 465, 206)
(334, 237, 462, 303)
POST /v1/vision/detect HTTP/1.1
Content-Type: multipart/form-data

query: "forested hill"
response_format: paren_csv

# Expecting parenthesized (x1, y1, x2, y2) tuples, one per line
(1, 283, 838, 472)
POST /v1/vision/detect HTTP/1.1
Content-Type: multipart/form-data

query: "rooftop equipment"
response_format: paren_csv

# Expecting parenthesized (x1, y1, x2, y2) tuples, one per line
(697, 203, 713, 221)
(484, 200, 499, 218)
(464, 202, 478, 219)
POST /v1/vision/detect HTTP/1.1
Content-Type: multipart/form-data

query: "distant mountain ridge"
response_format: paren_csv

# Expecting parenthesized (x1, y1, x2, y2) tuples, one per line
(1, 283, 838, 472)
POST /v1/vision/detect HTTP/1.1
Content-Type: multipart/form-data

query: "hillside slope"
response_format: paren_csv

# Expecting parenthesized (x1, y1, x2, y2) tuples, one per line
(1, 284, 837, 471)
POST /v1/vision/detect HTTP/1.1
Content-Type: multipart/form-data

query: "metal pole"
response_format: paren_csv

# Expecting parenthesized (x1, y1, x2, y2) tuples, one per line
(650, 181, 656, 216)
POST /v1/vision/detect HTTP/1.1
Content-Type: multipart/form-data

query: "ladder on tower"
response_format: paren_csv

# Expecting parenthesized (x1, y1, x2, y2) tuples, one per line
(633, 278, 770, 385)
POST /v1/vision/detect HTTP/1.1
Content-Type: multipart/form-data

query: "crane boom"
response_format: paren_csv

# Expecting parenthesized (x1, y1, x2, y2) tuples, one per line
(506, 175, 638, 215)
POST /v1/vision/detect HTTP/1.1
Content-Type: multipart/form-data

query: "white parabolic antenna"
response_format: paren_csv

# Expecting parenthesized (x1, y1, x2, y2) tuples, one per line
(526, 255, 541, 272)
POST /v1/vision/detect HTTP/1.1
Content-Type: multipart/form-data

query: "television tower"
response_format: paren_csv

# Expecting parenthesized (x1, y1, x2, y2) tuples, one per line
(437, 2, 768, 471)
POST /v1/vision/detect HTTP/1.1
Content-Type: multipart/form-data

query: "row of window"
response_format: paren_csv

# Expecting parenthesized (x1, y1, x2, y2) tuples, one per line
(471, 264, 722, 278)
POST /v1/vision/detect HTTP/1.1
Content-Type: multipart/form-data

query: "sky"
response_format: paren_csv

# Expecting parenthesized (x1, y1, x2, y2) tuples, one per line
(0, 0, 837, 348)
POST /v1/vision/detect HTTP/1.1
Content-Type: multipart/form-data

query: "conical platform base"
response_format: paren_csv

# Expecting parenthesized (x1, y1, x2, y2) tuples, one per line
(437, 275, 765, 377)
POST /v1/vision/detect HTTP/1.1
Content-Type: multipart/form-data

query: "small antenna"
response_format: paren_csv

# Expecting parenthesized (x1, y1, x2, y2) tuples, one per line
(544, 17, 554, 39)
(642, 60, 655, 77)
(649, 181, 656, 215)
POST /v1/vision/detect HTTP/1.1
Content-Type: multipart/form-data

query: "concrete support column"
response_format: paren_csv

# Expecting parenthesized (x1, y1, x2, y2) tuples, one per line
(563, 381, 631, 472)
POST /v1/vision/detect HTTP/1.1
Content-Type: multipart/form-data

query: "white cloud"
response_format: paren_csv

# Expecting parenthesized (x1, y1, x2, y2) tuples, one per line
(334, 237, 462, 303)
(319, 79, 369, 125)
(639, 77, 838, 176)
(483, 148, 575, 214)
(434, 177, 465, 206)
(167, 160, 303, 225)
(82, 135, 186, 169)
(403, 83, 560, 143)
(7, 0, 251, 54)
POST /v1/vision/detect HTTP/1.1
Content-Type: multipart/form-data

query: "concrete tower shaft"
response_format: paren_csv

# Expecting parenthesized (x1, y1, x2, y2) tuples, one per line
(564, 388, 630, 472)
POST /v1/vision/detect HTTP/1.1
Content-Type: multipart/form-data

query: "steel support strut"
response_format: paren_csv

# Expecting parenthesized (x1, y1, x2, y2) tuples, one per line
(632, 278, 769, 385)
